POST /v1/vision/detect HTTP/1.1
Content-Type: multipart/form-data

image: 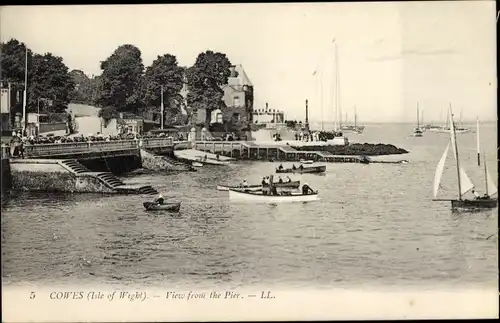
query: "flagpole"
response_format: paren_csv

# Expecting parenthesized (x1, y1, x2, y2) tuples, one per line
(22, 46, 28, 135)
(160, 85, 164, 130)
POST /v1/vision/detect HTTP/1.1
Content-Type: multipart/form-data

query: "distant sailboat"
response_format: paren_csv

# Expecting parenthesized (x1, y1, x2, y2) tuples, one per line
(413, 102, 423, 137)
(434, 107, 470, 134)
(341, 106, 364, 133)
(432, 108, 497, 210)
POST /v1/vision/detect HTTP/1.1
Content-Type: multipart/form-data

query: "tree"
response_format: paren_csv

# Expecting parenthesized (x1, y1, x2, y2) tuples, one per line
(28, 52, 75, 113)
(143, 54, 185, 125)
(97, 44, 145, 114)
(0, 39, 33, 116)
(185, 50, 233, 127)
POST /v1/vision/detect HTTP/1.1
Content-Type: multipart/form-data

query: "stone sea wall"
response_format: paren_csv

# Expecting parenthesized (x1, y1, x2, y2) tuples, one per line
(9, 160, 116, 193)
(140, 149, 192, 172)
(10, 170, 115, 193)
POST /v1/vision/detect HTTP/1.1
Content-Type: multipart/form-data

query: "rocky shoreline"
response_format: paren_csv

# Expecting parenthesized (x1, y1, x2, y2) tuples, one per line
(290, 143, 409, 156)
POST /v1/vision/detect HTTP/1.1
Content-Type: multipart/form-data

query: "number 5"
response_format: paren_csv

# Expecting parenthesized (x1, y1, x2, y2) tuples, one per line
(30, 292, 35, 299)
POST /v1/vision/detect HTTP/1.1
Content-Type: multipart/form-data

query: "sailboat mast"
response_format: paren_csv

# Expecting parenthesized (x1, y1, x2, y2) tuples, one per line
(450, 105, 462, 200)
(354, 106, 357, 127)
(332, 41, 338, 132)
(484, 151, 489, 195)
(320, 70, 324, 131)
(417, 102, 420, 128)
(335, 41, 342, 130)
(476, 117, 481, 166)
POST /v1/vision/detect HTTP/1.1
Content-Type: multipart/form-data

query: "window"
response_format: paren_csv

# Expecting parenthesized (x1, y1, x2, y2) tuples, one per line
(233, 96, 240, 107)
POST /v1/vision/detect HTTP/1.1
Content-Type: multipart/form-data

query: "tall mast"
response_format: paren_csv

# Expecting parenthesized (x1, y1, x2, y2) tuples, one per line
(335, 41, 342, 130)
(484, 151, 489, 195)
(450, 104, 462, 200)
(416, 102, 420, 128)
(332, 39, 338, 131)
(354, 106, 357, 128)
(320, 70, 324, 131)
(476, 117, 481, 166)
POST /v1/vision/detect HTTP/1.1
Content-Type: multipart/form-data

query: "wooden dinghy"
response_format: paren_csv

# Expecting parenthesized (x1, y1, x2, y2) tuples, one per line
(143, 201, 181, 212)
(275, 165, 326, 174)
(217, 180, 300, 191)
(228, 188, 319, 203)
(192, 162, 203, 167)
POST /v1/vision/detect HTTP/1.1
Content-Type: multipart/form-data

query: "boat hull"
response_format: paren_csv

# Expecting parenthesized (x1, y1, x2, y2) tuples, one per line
(276, 165, 326, 174)
(229, 189, 319, 203)
(192, 162, 203, 167)
(217, 181, 300, 191)
(451, 198, 498, 209)
(143, 202, 181, 212)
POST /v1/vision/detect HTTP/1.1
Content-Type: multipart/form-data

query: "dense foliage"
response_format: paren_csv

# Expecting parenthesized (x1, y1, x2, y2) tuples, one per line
(0, 39, 75, 115)
(2, 39, 235, 128)
(185, 50, 233, 127)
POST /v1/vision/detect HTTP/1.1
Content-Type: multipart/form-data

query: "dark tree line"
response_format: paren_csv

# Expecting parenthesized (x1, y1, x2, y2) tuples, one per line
(1, 39, 236, 128)
(1, 39, 75, 115)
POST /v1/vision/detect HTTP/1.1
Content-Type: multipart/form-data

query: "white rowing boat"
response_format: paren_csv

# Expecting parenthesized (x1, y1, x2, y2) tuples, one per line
(228, 188, 319, 203)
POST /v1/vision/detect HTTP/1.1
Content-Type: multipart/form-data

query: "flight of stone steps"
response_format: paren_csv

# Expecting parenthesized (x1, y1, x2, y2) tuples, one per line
(61, 159, 158, 194)
(161, 154, 195, 171)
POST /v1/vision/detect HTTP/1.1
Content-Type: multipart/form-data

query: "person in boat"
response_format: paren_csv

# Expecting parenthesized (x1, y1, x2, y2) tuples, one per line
(286, 176, 292, 183)
(299, 164, 304, 170)
(292, 164, 297, 170)
(301, 184, 314, 195)
(278, 176, 283, 183)
(204, 155, 208, 161)
(242, 179, 249, 187)
(216, 154, 220, 161)
(471, 189, 481, 200)
(154, 194, 165, 205)
(278, 164, 284, 170)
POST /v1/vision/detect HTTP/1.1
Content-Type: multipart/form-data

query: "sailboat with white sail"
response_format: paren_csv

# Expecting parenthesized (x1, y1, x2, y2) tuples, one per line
(432, 107, 497, 210)
(341, 106, 364, 133)
(413, 102, 423, 137)
(433, 108, 470, 134)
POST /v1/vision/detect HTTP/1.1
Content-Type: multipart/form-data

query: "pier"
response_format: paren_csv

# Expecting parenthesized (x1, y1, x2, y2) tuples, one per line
(192, 141, 405, 163)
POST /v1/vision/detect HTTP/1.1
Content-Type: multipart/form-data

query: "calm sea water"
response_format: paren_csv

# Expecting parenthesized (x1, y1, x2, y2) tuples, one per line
(1, 123, 498, 290)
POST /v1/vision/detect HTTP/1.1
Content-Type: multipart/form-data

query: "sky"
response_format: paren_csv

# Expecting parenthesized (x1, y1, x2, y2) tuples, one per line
(1, 2, 497, 123)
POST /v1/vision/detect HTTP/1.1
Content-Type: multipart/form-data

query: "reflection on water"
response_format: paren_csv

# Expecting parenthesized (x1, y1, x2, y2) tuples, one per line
(1, 124, 498, 289)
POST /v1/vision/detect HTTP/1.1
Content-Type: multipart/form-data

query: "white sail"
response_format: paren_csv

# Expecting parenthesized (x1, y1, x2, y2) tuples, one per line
(459, 167, 475, 195)
(448, 106, 475, 196)
(433, 143, 450, 198)
(486, 168, 498, 196)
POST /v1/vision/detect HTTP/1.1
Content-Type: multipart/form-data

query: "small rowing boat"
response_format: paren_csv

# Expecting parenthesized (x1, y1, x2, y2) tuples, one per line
(192, 162, 203, 167)
(228, 188, 319, 203)
(217, 180, 300, 191)
(143, 201, 181, 212)
(276, 165, 326, 174)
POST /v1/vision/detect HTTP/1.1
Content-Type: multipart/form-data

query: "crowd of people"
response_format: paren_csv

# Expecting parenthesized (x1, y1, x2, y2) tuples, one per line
(7, 130, 185, 146)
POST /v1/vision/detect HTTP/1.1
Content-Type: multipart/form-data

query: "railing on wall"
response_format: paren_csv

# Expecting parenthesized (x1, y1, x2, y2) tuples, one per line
(23, 138, 175, 158)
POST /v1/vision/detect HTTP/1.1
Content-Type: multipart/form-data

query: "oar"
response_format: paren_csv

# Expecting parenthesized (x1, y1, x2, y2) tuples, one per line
(486, 231, 498, 240)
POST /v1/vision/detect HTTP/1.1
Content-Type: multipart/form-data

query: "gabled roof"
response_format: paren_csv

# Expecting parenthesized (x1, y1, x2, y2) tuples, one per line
(233, 64, 252, 87)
